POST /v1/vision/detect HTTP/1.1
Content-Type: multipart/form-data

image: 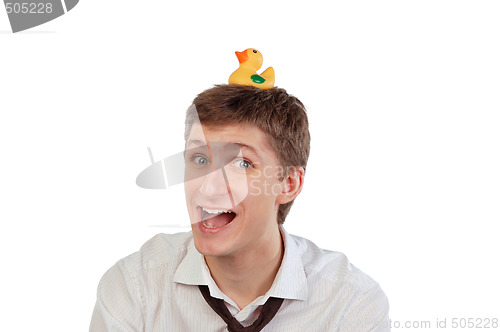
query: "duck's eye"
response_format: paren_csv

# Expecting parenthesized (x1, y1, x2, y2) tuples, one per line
(253, 50, 257, 53)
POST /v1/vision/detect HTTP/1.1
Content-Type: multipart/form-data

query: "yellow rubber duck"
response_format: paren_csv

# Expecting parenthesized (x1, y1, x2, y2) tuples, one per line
(228, 48, 275, 89)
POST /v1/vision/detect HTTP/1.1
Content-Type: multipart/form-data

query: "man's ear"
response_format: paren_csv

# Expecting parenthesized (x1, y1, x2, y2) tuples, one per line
(276, 166, 305, 204)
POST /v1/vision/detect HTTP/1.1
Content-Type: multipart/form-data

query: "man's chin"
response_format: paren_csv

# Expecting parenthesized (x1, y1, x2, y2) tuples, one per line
(192, 237, 230, 258)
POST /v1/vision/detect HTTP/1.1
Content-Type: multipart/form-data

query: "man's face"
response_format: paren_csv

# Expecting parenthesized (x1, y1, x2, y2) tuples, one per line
(184, 123, 286, 258)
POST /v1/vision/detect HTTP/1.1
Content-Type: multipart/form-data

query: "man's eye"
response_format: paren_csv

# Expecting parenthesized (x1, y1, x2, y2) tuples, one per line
(193, 155, 209, 165)
(235, 159, 252, 169)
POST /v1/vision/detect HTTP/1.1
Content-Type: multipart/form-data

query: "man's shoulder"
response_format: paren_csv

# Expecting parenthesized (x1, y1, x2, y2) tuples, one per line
(288, 234, 390, 330)
(288, 233, 380, 292)
(92, 232, 195, 329)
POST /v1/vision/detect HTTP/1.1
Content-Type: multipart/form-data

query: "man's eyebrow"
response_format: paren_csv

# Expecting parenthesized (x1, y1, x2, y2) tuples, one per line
(186, 140, 262, 160)
(234, 143, 261, 160)
(186, 139, 205, 147)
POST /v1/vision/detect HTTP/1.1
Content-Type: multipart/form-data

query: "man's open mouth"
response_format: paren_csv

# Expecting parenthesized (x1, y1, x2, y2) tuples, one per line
(198, 206, 237, 229)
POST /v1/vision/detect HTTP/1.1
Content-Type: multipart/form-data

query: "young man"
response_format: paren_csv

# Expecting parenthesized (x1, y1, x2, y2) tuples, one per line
(90, 85, 390, 331)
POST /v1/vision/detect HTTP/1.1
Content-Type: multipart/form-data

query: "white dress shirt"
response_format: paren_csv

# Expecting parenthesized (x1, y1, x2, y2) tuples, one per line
(90, 226, 390, 331)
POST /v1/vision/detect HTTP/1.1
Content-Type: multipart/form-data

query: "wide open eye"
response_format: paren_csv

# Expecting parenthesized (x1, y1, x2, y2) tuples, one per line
(234, 158, 252, 169)
(193, 155, 209, 165)
(253, 49, 258, 53)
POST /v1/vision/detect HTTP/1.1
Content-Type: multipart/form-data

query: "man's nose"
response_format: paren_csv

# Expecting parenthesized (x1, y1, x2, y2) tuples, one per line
(199, 168, 231, 198)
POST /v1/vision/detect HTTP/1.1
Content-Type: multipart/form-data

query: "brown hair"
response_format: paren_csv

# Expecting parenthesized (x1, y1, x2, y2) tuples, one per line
(185, 84, 310, 224)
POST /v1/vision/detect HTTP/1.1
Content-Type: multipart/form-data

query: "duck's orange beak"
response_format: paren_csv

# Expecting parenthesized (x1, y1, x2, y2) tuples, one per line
(235, 50, 248, 63)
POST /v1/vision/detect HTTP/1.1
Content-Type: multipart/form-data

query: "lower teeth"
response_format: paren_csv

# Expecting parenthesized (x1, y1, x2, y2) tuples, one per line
(202, 220, 227, 229)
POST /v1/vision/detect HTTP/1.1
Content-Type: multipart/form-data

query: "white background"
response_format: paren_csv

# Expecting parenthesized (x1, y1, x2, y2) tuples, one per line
(1, 1, 499, 331)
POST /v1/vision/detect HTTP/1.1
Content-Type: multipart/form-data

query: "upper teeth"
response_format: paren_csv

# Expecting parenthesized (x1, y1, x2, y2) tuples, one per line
(202, 207, 232, 214)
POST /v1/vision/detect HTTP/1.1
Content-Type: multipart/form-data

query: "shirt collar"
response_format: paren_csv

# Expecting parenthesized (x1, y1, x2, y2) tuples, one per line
(173, 225, 308, 301)
(172, 238, 207, 286)
(267, 225, 308, 301)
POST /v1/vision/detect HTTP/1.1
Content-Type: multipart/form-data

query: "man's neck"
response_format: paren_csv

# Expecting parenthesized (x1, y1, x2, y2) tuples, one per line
(204, 226, 284, 310)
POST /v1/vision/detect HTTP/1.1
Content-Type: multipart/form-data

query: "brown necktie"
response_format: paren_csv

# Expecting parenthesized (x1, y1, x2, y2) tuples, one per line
(198, 285, 284, 332)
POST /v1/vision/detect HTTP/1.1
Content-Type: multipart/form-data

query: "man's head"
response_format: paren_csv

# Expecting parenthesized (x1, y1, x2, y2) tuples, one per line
(185, 84, 311, 224)
(183, 85, 310, 258)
